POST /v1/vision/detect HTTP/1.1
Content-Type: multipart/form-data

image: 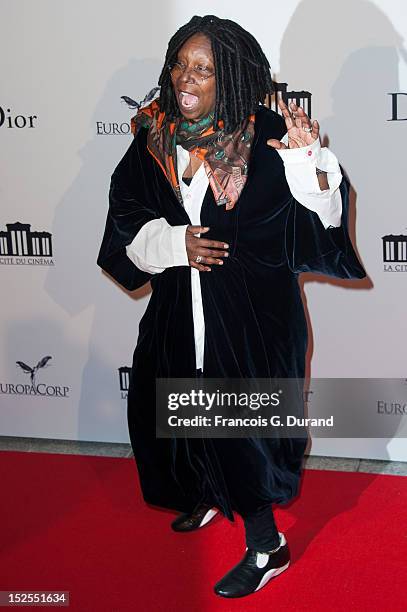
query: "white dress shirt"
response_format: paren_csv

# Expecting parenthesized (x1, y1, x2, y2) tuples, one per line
(126, 138, 343, 371)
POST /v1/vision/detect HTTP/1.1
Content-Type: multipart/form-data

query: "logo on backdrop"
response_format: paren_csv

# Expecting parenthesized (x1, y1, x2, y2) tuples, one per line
(97, 88, 160, 136)
(96, 121, 131, 136)
(0, 356, 70, 398)
(97, 83, 312, 136)
(377, 399, 407, 415)
(116, 368, 314, 404)
(0, 106, 38, 129)
(387, 93, 407, 121)
(382, 232, 407, 272)
(0, 222, 54, 266)
(118, 366, 131, 400)
(265, 79, 312, 118)
(377, 380, 407, 416)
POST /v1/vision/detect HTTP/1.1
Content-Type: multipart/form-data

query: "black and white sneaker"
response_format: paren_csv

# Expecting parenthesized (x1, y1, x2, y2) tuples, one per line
(171, 503, 219, 532)
(214, 532, 290, 598)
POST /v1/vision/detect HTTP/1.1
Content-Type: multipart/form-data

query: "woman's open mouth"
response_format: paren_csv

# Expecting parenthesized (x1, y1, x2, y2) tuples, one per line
(178, 90, 200, 111)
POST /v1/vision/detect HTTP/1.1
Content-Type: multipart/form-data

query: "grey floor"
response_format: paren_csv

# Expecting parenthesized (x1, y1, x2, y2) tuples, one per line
(1, 435, 406, 475)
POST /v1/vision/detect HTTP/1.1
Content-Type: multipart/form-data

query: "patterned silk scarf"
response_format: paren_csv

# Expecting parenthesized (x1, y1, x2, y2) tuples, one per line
(131, 99, 255, 211)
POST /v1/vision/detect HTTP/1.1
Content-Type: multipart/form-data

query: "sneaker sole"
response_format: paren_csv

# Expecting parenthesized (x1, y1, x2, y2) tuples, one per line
(198, 508, 218, 527)
(172, 508, 219, 532)
(255, 560, 290, 592)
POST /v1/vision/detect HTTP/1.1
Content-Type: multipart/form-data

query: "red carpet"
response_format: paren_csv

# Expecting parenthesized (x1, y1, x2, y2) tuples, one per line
(0, 450, 406, 611)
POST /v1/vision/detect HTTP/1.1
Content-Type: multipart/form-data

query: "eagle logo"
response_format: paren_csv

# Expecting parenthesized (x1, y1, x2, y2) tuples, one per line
(121, 86, 160, 111)
(16, 356, 52, 386)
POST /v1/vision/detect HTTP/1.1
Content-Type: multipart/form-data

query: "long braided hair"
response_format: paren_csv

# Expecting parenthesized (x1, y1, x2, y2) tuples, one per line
(158, 15, 273, 134)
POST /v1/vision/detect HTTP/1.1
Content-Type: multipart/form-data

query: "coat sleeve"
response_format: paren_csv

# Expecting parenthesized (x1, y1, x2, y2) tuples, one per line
(97, 133, 159, 291)
(284, 171, 366, 279)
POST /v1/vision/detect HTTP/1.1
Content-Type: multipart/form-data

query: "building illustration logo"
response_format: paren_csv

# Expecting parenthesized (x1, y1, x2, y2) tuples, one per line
(265, 80, 312, 118)
(0, 355, 70, 397)
(0, 222, 54, 266)
(382, 233, 407, 272)
(118, 366, 131, 400)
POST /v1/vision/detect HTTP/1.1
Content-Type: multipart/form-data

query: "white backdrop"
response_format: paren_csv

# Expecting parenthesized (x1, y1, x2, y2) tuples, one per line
(1, 0, 406, 460)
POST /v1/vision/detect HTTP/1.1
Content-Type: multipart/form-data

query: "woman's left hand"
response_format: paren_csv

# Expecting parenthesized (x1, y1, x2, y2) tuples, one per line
(267, 97, 319, 150)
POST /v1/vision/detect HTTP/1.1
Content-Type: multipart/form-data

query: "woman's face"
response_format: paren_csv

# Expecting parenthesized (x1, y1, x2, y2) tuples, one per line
(170, 33, 216, 122)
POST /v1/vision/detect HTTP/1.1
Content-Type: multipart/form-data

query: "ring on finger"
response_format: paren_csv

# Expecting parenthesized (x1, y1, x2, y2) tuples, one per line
(303, 125, 312, 133)
(196, 255, 203, 263)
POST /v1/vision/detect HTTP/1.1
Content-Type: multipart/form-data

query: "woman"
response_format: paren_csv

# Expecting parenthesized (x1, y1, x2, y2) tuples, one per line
(97, 15, 365, 598)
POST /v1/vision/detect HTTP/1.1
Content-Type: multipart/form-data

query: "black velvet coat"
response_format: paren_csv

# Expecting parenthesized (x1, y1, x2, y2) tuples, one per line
(97, 105, 366, 521)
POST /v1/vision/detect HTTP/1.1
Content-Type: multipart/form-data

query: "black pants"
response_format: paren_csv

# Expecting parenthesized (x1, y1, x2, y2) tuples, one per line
(195, 368, 280, 553)
(241, 503, 280, 552)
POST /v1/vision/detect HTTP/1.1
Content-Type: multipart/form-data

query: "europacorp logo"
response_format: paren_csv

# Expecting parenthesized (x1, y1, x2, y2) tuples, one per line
(0, 356, 70, 398)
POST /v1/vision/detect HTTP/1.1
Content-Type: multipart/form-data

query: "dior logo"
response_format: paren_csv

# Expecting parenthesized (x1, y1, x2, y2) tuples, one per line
(0, 106, 38, 129)
(387, 93, 407, 121)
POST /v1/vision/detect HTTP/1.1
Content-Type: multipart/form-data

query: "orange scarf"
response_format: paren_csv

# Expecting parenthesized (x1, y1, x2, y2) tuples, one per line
(131, 99, 255, 211)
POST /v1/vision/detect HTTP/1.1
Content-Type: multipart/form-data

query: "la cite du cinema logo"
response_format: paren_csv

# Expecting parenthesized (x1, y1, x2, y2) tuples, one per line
(0, 222, 54, 266)
(382, 231, 407, 272)
(118, 366, 131, 400)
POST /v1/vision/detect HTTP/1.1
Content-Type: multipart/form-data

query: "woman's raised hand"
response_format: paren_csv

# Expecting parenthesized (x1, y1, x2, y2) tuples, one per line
(186, 225, 229, 271)
(267, 96, 320, 150)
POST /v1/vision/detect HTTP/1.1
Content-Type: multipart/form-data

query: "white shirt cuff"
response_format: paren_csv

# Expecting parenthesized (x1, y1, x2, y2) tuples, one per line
(277, 137, 343, 228)
(126, 218, 189, 273)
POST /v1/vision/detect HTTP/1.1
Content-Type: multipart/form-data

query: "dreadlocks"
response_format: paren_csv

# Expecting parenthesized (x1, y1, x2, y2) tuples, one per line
(158, 15, 273, 134)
